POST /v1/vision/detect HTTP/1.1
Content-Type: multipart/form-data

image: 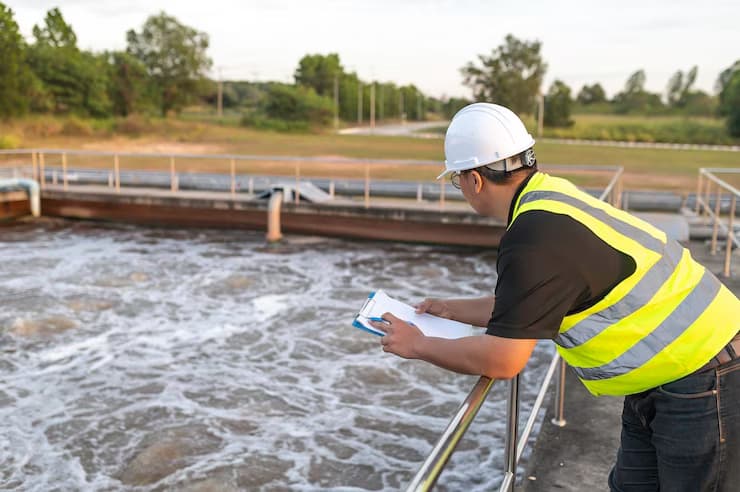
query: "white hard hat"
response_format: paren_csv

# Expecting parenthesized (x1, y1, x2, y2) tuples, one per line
(438, 102, 536, 179)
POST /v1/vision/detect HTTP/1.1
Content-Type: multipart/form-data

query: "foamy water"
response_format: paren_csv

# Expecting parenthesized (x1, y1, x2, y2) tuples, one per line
(0, 220, 553, 491)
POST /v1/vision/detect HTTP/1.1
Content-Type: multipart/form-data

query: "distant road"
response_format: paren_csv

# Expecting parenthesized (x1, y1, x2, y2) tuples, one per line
(339, 122, 740, 152)
(338, 121, 444, 139)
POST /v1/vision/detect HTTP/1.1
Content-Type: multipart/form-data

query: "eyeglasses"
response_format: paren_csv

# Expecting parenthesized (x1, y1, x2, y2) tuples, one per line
(450, 171, 467, 189)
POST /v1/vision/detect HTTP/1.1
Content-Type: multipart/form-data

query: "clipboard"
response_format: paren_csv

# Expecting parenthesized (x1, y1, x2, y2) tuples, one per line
(352, 290, 473, 339)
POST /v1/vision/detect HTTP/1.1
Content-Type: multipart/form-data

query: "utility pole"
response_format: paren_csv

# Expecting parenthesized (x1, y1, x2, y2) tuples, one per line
(537, 92, 545, 137)
(379, 84, 384, 122)
(217, 67, 223, 118)
(399, 90, 405, 125)
(333, 73, 339, 130)
(358, 82, 363, 125)
(370, 82, 376, 130)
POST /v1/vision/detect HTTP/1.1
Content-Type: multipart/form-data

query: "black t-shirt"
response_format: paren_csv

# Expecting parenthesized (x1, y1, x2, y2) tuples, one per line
(486, 177, 637, 340)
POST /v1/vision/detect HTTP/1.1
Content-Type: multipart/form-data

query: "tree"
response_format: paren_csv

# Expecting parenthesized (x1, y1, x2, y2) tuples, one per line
(577, 83, 607, 105)
(544, 80, 574, 127)
(613, 69, 663, 114)
(127, 12, 212, 116)
(461, 34, 547, 114)
(716, 60, 740, 117)
(106, 51, 151, 116)
(31, 7, 76, 49)
(27, 8, 111, 116)
(0, 3, 32, 117)
(719, 70, 740, 137)
(294, 53, 343, 97)
(666, 66, 697, 108)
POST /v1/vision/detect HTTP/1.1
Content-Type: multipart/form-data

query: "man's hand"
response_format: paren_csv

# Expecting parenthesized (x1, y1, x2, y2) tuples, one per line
(414, 298, 454, 320)
(369, 312, 424, 359)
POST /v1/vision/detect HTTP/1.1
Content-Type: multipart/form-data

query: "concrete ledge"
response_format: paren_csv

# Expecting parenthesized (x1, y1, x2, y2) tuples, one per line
(39, 185, 507, 247)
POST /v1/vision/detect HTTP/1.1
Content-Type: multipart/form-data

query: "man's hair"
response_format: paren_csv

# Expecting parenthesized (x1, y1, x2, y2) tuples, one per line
(474, 149, 538, 185)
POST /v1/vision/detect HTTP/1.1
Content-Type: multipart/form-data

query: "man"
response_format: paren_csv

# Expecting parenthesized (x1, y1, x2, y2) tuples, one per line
(368, 103, 739, 491)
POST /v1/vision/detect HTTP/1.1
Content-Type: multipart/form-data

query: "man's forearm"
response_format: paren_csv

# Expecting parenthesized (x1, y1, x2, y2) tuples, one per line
(446, 296, 495, 327)
(412, 333, 535, 379)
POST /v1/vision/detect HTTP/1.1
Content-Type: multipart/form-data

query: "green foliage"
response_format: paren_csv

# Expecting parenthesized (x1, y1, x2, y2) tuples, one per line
(441, 97, 471, 118)
(26, 8, 111, 117)
(577, 83, 607, 105)
(612, 69, 664, 114)
(715, 60, 740, 116)
(461, 34, 547, 114)
(259, 84, 333, 126)
(294, 53, 342, 97)
(240, 113, 310, 133)
(540, 114, 735, 145)
(0, 3, 31, 117)
(127, 12, 212, 116)
(544, 80, 573, 127)
(31, 7, 77, 48)
(720, 70, 740, 137)
(0, 133, 20, 149)
(666, 66, 697, 108)
(106, 51, 152, 116)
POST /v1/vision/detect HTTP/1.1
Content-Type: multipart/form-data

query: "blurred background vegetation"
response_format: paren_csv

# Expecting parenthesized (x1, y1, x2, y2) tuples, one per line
(1, 3, 739, 146)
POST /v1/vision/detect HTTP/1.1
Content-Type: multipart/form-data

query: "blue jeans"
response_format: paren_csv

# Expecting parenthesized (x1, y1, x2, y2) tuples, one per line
(608, 358, 740, 491)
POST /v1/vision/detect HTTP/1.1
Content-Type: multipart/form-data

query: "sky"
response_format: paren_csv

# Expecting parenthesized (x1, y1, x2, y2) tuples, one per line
(10, 0, 740, 100)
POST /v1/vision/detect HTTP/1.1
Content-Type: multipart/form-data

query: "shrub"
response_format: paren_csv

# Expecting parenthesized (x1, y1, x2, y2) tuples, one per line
(0, 134, 20, 149)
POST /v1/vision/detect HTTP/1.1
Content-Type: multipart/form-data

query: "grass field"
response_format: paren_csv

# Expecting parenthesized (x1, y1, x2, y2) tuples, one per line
(1, 116, 738, 192)
(425, 113, 739, 146)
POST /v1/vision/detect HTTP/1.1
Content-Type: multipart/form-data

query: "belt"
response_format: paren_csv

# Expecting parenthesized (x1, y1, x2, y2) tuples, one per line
(694, 332, 740, 374)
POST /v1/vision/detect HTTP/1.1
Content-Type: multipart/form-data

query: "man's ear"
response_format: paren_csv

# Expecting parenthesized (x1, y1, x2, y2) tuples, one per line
(470, 170, 484, 193)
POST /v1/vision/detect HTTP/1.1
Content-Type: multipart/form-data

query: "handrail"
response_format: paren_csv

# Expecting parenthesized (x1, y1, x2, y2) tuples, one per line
(405, 167, 623, 491)
(695, 168, 739, 277)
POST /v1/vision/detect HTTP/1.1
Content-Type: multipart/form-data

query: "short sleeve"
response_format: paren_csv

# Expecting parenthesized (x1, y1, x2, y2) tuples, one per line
(486, 211, 598, 339)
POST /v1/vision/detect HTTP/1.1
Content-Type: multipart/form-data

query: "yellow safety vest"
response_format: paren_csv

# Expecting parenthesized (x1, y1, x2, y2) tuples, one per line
(511, 172, 740, 396)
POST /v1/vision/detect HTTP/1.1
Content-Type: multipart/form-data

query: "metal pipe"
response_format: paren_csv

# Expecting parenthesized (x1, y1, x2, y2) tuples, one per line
(114, 155, 120, 193)
(266, 191, 283, 242)
(170, 156, 177, 192)
(551, 358, 567, 427)
(502, 375, 520, 492)
(516, 353, 561, 463)
(0, 178, 41, 217)
(405, 376, 495, 492)
(295, 162, 300, 205)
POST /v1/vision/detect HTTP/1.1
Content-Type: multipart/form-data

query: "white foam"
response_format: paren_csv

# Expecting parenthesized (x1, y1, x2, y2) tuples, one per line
(0, 223, 553, 491)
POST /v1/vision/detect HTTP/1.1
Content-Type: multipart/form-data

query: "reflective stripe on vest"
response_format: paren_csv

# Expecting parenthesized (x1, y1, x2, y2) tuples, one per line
(510, 172, 740, 396)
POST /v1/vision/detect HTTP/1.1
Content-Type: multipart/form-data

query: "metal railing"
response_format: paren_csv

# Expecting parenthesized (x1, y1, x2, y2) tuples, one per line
(405, 167, 624, 491)
(0, 150, 624, 212)
(695, 168, 740, 277)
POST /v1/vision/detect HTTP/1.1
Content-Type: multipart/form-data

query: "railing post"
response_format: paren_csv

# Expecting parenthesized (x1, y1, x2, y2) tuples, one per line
(364, 163, 370, 208)
(703, 176, 711, 219)
(230, 158, 236, 196)
(695, 171, 703, 214)
(724, 195, 736, 278)
(417, 183, 423, 202)
(39, 152, 45, 189)
(114, 154, 120, 193)
(711, 186, 721, 255)
(551, 358, 567, 427)
(248, 177, 254, 195)
(501, 375, 520, 492)
(170, 156, 178, 192)
(295, 162, 301, 205)
(62, 152, 68, 191)
(329, 180, 335, 199)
